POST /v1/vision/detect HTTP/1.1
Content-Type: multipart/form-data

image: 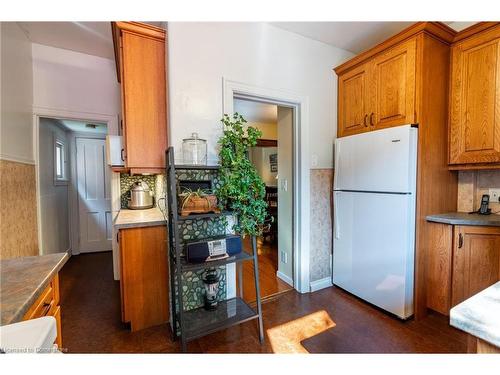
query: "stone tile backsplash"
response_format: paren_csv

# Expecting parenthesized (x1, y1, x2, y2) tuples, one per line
(458, 170, 500, 214)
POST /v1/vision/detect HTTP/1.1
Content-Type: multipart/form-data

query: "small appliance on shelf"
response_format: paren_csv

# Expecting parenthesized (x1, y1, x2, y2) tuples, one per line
(185, 235, 242, 263)
(182, 132, 207, 165)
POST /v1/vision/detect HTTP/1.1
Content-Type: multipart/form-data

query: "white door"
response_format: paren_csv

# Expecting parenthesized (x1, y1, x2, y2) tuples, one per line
(76, 138, 112, 253)
(333, 191, 415, 318)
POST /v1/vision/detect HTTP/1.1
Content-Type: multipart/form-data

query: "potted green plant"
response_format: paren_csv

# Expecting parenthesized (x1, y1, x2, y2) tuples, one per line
(178, 187, 219, 216)
(215, 113, 268, 237)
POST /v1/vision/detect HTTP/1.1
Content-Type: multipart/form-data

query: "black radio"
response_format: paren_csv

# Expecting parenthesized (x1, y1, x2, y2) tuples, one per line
(185, 235, 243, 263)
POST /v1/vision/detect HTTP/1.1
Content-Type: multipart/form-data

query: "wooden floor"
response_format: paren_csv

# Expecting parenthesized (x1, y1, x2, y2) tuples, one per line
(241, 237, 292, 302)
(59, 252, 467, 353)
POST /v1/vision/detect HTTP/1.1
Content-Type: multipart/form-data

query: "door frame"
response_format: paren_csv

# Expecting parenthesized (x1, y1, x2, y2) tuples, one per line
(32, 107, 119, 256)
(223, 78, 310, 294)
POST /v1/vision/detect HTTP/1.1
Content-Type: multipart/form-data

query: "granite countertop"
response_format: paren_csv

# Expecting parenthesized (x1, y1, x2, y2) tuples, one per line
(450, 282, 500, 348)
(426, 212, 500, 226)
(114, 207, 167, 229)
(0, 252, 69, 326)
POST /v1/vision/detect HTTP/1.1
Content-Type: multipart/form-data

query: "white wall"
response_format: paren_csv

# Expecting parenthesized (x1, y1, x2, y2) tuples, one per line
(32, 43, 121, 118)
(38, 118, 70, 254)
(0, 22, 34, 163)
(168, 22, 353, 168)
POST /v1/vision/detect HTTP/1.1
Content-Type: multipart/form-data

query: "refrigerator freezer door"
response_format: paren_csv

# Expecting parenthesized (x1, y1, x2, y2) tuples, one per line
(333, 191, 415, 319)
(334, 125, 417, 193)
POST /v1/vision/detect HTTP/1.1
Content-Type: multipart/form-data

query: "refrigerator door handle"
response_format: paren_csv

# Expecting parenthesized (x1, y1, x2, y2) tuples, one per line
(334, 192, 340, 239)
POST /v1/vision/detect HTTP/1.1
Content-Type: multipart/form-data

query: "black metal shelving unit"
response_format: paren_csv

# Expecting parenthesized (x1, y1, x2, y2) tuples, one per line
(165, 147, 264, 352)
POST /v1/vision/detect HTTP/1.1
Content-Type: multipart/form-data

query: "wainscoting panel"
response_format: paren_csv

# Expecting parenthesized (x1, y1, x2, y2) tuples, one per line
(0, 160, 38, 259)
(309, 169, 334, 283)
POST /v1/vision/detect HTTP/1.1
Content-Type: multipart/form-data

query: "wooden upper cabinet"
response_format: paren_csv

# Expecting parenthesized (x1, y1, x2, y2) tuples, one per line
(335, 36, 418, 138)
(451, 226, 500, 307)
(371, 39, 417, 130)
(449, 25, 500, 166)
(112, 22, 168, 173)
(338, 63, 370, 137)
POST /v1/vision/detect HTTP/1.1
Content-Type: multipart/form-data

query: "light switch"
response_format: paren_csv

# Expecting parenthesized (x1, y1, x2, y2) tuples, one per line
(311, 154, 318, 167)
(281, 179, 287, 192)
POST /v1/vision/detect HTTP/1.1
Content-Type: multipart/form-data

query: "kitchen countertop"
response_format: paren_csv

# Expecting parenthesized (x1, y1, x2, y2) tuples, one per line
(450, 282, 500, 348)
(0, 252, 69, 325)
(114, 207, 166, 229)
(426, 212, 500, 226)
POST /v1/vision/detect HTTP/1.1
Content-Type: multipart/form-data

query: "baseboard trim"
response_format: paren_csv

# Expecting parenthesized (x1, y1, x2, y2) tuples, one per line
(310, 277, 333, 292)
(276, 271, 294, 287)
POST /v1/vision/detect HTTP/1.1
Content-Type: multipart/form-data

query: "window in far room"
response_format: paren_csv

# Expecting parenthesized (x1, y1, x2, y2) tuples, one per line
(54, 138, 67, 184)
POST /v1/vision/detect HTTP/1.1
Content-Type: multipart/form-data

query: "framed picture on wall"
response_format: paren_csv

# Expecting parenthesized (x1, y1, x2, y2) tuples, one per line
(269, 153, 278, 173)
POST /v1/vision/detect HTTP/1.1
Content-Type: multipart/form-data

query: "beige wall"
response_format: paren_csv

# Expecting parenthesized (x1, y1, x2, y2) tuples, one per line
(249, 146, 278, 187)
(246, 121, 277, 140)
(458, 170, 500, 214)
(277, 106, 293, 283)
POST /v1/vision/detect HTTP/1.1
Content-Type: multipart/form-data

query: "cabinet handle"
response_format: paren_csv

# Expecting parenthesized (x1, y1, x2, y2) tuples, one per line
(370, 112, 375, 126)
(458, 233, 464, 249)
(363, 114, 368, 127)
(121, 148, 125, 161)
(42, 302, 52, 316)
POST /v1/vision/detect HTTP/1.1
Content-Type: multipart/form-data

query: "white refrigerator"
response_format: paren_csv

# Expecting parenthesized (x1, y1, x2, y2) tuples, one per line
(333, 124, 418, 319)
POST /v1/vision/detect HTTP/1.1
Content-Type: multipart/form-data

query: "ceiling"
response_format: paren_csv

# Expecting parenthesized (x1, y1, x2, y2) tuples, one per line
(17, 21, 478, 60)
(17, 21, 163, 60)
(270, 22, 478, 54)
(234, 98, 277, 124)
(57, 119, 107, 134)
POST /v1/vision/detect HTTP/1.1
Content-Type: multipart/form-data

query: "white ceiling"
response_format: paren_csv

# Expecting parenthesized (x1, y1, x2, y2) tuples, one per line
(17, 21, 479, 61)
(17, 21, 163, 60)
(57, 119, 107, 134)
(234, 98, 277, 124)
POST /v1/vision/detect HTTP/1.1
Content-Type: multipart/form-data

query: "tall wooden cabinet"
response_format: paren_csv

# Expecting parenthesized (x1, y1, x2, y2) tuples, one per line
(449, 23, 500, 169)
(112, 22, 168, 174)
(335, 22, 459, 319)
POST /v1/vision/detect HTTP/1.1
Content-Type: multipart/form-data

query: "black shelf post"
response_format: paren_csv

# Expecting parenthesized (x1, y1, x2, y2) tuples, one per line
(165, 146, 264, 352)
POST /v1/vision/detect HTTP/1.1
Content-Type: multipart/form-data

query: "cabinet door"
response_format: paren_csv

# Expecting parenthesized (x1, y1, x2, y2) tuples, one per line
(120, 226, 169, 331)
(121, 31, 167, 171)
(338, 63, 370, 137)
(449, 30, 500, 165)
(371, 39, 417, 130)
(452, 226, 500, 306)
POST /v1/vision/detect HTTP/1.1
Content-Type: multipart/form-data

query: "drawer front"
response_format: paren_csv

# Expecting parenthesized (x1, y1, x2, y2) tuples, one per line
(24, 283, 54, 320)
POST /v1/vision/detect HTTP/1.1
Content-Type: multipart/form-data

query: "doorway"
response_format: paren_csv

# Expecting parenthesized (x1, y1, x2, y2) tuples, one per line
(233, 98, 294, 301)
(36, 117, 111, 255)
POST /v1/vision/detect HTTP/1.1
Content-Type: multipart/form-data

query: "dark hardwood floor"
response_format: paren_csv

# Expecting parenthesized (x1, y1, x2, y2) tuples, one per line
(59, 252, 467, 353)
(241, 237, 292, 302)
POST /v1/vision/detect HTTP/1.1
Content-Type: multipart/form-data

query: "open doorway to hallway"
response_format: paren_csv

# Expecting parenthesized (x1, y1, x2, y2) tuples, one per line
(37, 117, 112, 255)
(233, 98, 294, 302)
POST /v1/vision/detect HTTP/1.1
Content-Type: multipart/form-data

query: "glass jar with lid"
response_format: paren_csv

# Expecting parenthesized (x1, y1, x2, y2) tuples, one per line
(182, 132, 207, 165)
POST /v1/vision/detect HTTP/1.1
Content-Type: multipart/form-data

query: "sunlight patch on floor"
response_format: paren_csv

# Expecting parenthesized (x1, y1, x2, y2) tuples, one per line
(267, 310, 336, 353)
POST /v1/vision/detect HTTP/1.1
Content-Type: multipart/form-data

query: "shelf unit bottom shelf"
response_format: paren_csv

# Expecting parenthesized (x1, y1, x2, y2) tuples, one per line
(182, 297, 259, 341)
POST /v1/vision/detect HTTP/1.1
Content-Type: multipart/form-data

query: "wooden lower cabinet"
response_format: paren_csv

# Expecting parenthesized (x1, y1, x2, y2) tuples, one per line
(427, 223, 500, 314)
(22, 274, 62, 348)
(119, 225, 169, 331)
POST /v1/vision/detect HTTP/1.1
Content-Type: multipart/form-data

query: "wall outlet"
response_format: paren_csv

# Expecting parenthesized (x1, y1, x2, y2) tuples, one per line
(280, 179, 288, 192)
(489, 188, 500, 203)
(280, 251, 288, 264)
(311, 154, 318, 167)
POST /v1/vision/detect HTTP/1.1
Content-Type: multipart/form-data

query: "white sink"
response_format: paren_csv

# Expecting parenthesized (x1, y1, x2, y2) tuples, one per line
(0, 316, 58, 353)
